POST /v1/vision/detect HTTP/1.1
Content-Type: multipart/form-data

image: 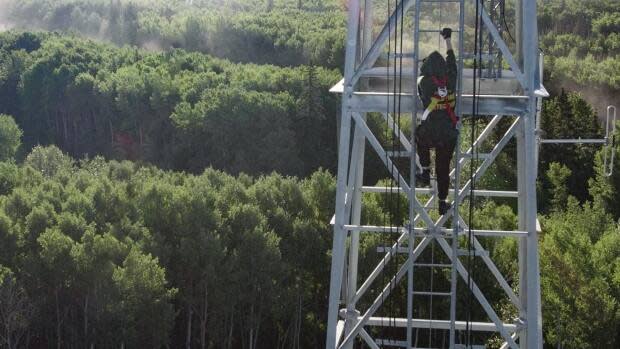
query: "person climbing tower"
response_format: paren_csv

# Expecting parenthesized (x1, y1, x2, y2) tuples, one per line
(415, 27, 459, 216)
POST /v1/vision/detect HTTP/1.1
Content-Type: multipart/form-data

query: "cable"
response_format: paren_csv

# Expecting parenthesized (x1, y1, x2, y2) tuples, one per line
(500, 0, 516, 44)
(429, 241, 435, 347)
(393, 0, 405, 336)
(465, 0, 484, 346)
(380, 0, 392, 341)
(430, 5, 447, 346)
(389, 0, 399, 336)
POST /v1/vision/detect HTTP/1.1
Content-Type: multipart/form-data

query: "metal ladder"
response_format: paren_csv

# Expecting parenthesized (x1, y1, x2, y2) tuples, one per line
(406, 0, 466, 348)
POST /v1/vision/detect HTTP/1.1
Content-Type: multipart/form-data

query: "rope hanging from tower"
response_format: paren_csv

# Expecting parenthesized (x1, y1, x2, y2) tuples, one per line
(380, 0, 406, 343)
(465, 0, 485, 346)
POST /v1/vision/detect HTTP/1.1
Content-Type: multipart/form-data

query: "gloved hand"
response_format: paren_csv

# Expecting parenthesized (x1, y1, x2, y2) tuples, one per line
(441, 28, 452, 39)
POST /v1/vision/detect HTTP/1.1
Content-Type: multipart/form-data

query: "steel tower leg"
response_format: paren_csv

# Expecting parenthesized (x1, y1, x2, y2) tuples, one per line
(325, 0, 361, 347)
(342, 2, 373, 346)
(517, 1, 542, 348)
(522, 0, 542, 348)
(342, 118, 366, 349)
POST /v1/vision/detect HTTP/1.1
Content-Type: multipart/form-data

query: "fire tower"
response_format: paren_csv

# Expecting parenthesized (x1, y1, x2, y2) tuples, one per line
(326, 0, 618, 347)
(326, 1, 546, 348)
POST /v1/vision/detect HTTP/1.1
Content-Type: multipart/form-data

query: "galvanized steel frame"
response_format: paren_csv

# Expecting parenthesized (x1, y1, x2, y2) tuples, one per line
(326, 1, 544, 348)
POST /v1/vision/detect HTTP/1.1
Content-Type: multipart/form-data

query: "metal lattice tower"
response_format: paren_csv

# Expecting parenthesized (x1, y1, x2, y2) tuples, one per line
(325, 1, 547, 348)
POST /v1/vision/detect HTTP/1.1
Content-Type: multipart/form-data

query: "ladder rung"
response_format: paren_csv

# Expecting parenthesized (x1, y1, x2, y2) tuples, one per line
(460, 152, 491, 159)
(387, 150, 412, 157)
(379, 55, 426, 63)
(462, 53, 498, 60)
(419, 29, 461, 33)
(375, 339, 409, 347)
(361, 186, 406, 193)
(343, 224, 405, 233)
(457, 249, 489, 257)
(412, 291, 452, 297)
(377, 246, 409, 254)
(421, 0, 462, 3)
(379, 53, 421, 62)
(413, 263, 452, 268)
(386, 53, 416, 58)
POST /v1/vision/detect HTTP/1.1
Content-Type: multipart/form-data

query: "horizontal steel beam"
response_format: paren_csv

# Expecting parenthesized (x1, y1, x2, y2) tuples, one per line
(346, 92, 528, 116)
(344, 224, 404, 233)
(361, 186, 519, 198)
(363, 317, 519, 332)
(453, 228, 529, 237)
(376, 246, 409, 254)
(540, 139, 607, 144)
(460, 152, 492, 159)
(331, 79, 529, 116)
(343, 224, 528, 237)
(374, 339, 407, 347)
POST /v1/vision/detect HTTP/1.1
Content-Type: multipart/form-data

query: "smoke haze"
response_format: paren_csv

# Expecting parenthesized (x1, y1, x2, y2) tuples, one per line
(0, 0, 14, 31)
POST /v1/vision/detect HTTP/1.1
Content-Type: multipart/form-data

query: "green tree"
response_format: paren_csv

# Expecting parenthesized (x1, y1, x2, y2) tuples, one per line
(0, 114, 22, 161)
(0, 265, 34, 349)
(222, 203, 281, 349)
(24, 145, 73, 177)
(172, 87, 303, 174)
(112, 248, 176, 348)
(0, 162, 19, 196)
(184, 15, 206, 51)
(546, 162, 571, 212)
(70, 229, 127, 348)
(37, 228, 77, 349)
(540, 199, 618, 348)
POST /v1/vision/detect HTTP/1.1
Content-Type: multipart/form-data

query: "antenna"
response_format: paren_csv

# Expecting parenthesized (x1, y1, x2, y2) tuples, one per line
(539, 105, 617, 176)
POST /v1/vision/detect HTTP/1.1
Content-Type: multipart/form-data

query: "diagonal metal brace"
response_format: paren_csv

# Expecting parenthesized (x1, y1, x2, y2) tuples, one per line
(477, 1, 526, 89)
(436, 237, 520, 349)
(351, 112, 434, 227)
(350, 0, 414, 87)
(437, 116, 521, 227)
(458, 216, 520, 307)
(339, 255, 410, 349)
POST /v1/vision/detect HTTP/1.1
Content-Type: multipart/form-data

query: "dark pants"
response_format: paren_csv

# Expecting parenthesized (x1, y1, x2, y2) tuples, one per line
(416, 138, 455, 201)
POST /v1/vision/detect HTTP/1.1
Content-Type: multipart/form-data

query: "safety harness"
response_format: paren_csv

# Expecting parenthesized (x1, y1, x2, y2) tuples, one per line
(420, 75, 459, 127)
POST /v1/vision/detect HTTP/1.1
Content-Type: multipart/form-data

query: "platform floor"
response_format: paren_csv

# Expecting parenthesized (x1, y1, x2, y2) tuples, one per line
(331, 69, 548, 116)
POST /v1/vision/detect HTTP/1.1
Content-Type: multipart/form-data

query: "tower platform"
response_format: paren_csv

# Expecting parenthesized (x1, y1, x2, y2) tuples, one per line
(330, 68, 548, 115)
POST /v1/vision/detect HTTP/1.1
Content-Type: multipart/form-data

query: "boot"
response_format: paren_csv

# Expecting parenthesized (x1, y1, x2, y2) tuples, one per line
(415, 169, 430, 187)
(438, 200, 451, 216)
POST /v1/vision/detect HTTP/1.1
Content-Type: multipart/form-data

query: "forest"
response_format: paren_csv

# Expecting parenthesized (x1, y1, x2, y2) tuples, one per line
(0, 31, 340, 177)
(0, 0, 619, 348)
(0, 0, 346, 68)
